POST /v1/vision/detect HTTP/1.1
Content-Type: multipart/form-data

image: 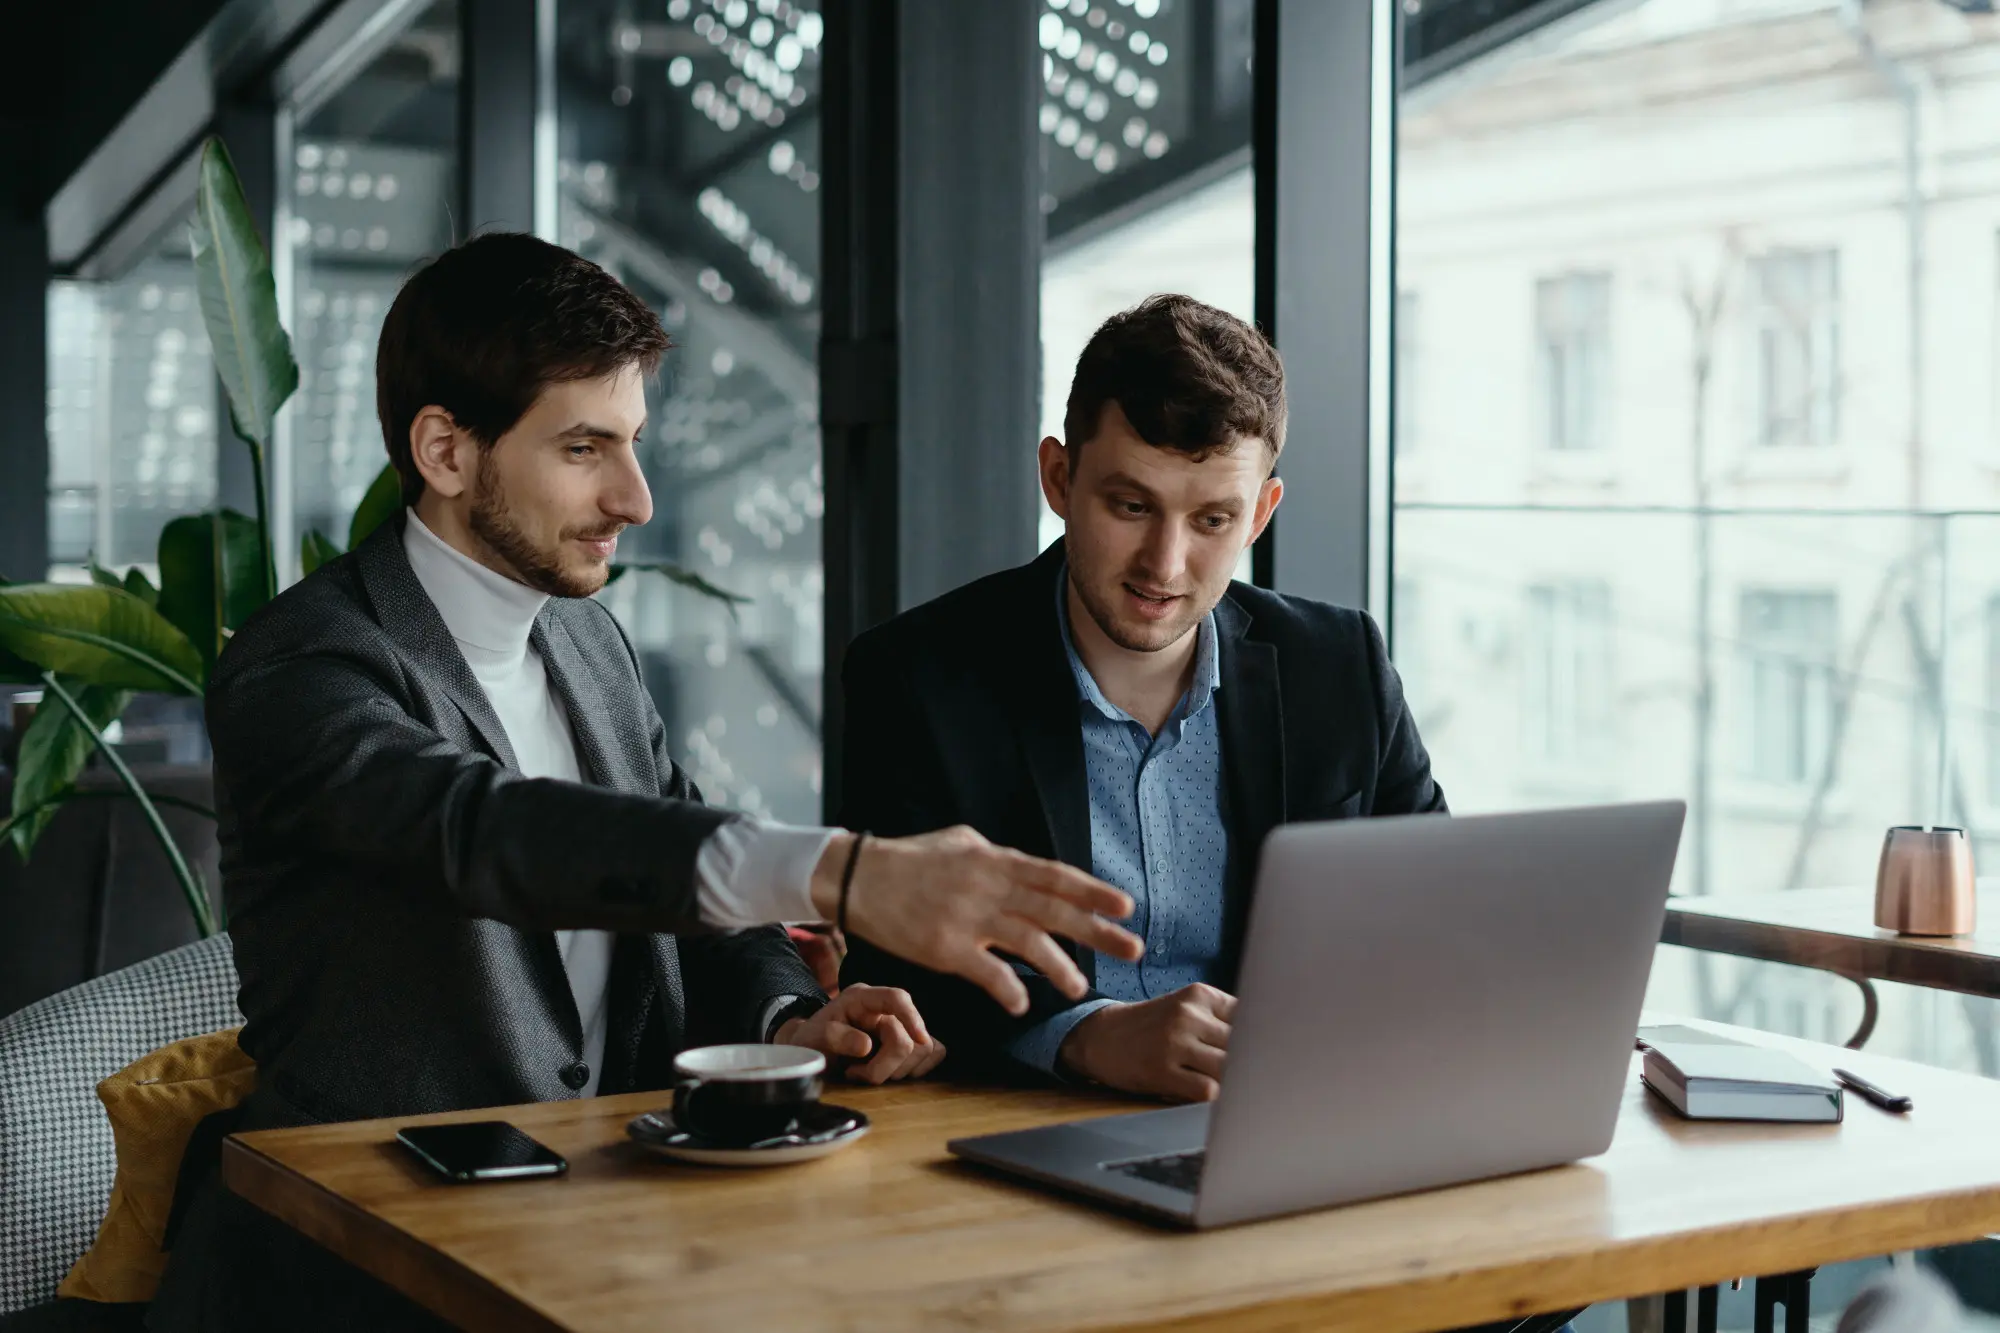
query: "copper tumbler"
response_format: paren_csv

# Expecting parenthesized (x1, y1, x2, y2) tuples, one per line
(1874, 825, 1976, 936)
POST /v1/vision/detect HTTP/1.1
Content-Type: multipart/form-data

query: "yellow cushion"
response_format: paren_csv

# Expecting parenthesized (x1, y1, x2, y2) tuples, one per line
(57, 1027, 257, 1303)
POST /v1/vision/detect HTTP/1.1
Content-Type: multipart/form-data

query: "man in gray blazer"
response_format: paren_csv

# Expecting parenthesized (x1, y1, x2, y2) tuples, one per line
(150, 233, 1138, 1331)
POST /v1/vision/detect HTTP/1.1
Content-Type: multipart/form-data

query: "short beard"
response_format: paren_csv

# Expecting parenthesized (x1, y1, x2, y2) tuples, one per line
(467, 450, 611, 599)
(1066, 546, 1201, 655)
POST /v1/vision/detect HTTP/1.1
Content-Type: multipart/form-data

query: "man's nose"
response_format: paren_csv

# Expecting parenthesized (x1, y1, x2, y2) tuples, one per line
(1136, 517, 1188, 584)
(604, 451, 653, 527)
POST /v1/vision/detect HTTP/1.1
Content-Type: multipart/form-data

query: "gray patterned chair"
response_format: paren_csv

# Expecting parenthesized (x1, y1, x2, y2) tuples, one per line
(0, 934, 241, 1315)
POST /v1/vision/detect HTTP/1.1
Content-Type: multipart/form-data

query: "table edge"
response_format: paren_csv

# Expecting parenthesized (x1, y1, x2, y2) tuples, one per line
(1082, 1185, 2000, 1333)
(222, 1134, 567, 1333)
(224, 1127, 2000, 1333)
(1662, 904, 2000, 999)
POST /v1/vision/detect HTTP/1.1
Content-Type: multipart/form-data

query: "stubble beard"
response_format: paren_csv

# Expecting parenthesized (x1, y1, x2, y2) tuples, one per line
(1067, 546, 1205, 656)
(467, 451, 611, 599)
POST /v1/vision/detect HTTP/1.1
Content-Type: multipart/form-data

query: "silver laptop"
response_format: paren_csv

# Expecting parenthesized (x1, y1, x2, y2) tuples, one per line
(948, 801, 1685, 1229)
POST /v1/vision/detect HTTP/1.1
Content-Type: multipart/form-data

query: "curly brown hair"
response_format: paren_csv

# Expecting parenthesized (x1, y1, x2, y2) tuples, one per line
(376, 232, 670, 505)
(1062, 294, 1286, 465)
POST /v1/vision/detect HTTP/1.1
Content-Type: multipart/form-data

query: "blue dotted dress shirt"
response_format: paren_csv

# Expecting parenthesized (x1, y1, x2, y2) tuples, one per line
(1006, 568, 1230, 1073)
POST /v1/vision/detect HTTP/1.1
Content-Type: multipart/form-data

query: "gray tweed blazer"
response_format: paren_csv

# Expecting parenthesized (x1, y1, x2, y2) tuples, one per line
(204, 513, 823, 1129)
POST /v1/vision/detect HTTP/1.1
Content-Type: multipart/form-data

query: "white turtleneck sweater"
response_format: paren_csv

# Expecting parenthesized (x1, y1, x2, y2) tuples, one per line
(402, 510, 831, 1096)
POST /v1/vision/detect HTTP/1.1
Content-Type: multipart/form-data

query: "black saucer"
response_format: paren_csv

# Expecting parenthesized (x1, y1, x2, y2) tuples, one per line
(627, 1102, 870, 1165)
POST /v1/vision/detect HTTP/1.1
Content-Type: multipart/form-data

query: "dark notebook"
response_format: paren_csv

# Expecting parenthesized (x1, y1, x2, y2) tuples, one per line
(1637, 1025, 1843, 1123)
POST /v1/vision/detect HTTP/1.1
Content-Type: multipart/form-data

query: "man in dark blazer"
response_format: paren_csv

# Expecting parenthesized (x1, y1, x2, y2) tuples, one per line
(840, 294, 1446, 1103)
(150, 234, 1138, 1332)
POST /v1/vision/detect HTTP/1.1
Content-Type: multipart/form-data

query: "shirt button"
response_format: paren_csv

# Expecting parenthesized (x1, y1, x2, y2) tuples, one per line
(560, 1061, 591, 1091)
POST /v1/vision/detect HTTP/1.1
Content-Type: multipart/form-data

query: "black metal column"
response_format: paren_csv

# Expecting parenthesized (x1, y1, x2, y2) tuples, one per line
(461, 0, 539, 235)
(0, 214, 50, 582)
(820, 0, 902, 823)
(894, 0, 1041, 611)
(819, 0, 1044, 822)
(1250, 0, 1391, 612)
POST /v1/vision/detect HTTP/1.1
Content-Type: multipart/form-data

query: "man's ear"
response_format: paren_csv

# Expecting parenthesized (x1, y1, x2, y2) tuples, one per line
(1037, 436, 1072, 521)
(1248, 474, 1284, 546)
(409, 406, 470, 500)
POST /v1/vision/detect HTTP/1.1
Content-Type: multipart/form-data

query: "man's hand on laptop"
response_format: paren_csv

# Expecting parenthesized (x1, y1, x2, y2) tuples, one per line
(1057, 984, 1235, 1103)
(811, 827, 1142, 1017)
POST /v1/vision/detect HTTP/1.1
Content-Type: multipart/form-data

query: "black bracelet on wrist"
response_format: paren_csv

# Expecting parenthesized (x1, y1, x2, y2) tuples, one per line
(837, 832, 868, 940)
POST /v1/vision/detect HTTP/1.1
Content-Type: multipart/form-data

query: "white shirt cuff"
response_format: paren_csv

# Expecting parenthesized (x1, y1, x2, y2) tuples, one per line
(757, 994, 805, 1043)
(694, 817, 835, 928)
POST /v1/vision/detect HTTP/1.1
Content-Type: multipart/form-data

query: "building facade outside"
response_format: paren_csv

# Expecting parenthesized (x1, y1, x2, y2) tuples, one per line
(1394, 0, 2000, 1070)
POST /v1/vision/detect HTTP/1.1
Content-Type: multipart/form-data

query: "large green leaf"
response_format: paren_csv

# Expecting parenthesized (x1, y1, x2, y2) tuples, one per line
(6, 679, 131, 862)
(348, 464, 403, 549)
(190, 137, 297, 450)
(156, 510, 265, 670)
(0, 584, 205, 695)
(122, 567, 160, 608)
(301, 529, 342, 578)
(605, 562, 750, 616)
(87, 562, 160, 608)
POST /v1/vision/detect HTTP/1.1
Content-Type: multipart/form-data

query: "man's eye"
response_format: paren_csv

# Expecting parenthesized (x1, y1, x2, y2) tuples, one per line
(1119, 501, 1146, 516)
(1202, 514, 1230, 530)
(568, 445, 594, 458)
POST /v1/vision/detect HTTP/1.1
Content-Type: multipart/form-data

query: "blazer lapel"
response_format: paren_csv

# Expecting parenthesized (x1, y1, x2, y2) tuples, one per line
(530, 610, 636, 790)
(1215, 593, 1285, 992)
(1011, 552, 1093, 870)
(353, 516, 521, 772)
(534, 603, 685, 1073)
(1008, 546, 1095, 981)
(352, 517, 576, 1048)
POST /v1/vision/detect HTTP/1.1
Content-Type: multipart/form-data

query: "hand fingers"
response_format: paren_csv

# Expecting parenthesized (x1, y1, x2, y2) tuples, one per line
(834, 983, 931, 1046)
(989, 918, 1092, 1001)
(1203, 988, 1239, 1022)
(1007, 851, 1136, 919)
(1182, 1009, 1231, 1052)
(817, 1020, 875, 1061)
(1164, 1069, 1222, 1103)
(848, 1015, 919, 1084)
(953, 949, 1031, 1016)
(910, 1039, 947, 1079)
(999, 885, 1144, 964)
(1175, 1035, 1227, 1081)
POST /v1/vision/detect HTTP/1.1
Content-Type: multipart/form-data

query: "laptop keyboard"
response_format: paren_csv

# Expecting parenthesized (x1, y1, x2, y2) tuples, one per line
(1104, 1149, 1206, 1194)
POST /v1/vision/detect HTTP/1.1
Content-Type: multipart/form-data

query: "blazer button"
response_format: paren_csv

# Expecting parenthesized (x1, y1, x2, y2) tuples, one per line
(560, 1061, 590, 1091)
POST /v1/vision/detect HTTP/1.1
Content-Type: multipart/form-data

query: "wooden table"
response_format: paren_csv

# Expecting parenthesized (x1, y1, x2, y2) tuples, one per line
(226, 1020, 2000, 1333)
(1663, 887, 2000, 1046)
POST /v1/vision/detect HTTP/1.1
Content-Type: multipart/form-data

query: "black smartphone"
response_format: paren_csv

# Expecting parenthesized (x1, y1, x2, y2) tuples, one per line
(396, 1121, 568, 1183)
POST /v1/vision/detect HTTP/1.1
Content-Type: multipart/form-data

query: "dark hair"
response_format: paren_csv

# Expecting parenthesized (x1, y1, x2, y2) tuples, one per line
(1062, 294, 1287, 463)
(376, 232, 670, 504)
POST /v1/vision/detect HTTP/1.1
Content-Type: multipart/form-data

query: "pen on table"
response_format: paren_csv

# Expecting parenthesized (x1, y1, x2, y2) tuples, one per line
(1833, 1067, 1914, 1113)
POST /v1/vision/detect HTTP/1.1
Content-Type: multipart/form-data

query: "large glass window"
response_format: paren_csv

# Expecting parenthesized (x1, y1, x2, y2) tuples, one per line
(46, 221, 216, 577)
(1523, 580, 1613, 767)
(1534, 273, 1611, 454)
(1395, 0, 2000, 1070)
(555, 0, 825, 822)
(1988, 595, 2000, 806)
(1038, 0, 1256, 558)
(1749, 249, 1840, 450)
(1738, 589, 1836, 786)
(278, 0, 461, 573)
